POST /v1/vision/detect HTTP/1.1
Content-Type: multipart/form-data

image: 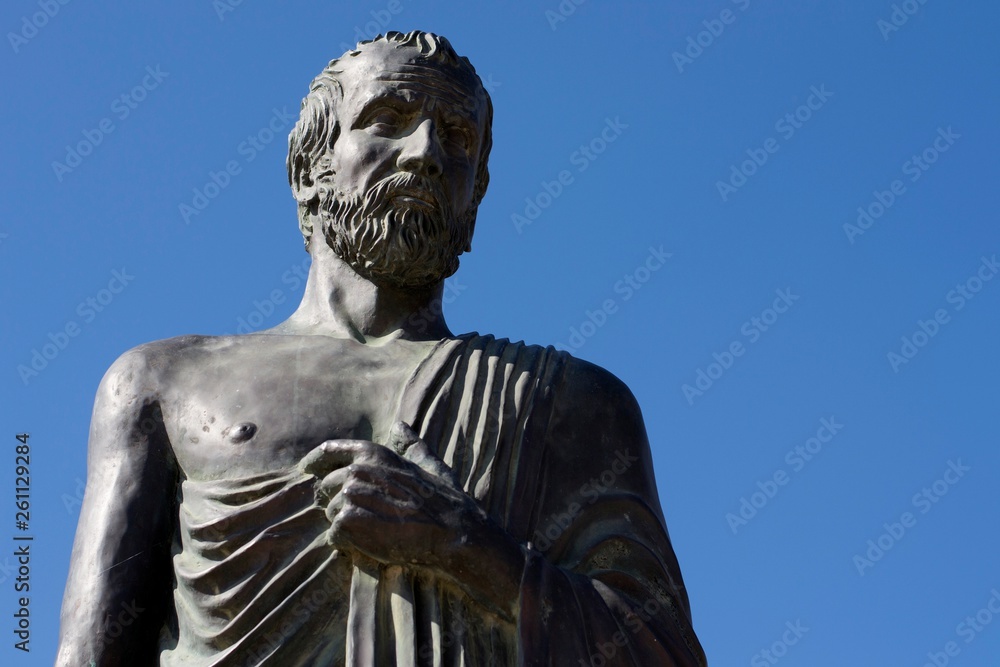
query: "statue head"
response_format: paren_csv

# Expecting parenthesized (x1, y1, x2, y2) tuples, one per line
(288, 30, 493, 289)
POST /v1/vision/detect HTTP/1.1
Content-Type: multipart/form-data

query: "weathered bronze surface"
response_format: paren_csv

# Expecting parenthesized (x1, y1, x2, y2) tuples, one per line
(57, 31, 707, 666)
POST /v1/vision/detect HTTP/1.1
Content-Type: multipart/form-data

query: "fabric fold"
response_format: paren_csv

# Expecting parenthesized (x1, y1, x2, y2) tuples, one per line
(159, 334, 704, 666)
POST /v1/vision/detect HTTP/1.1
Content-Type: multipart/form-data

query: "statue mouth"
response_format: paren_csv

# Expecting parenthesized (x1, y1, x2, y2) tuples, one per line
(391, 188, 439, 209)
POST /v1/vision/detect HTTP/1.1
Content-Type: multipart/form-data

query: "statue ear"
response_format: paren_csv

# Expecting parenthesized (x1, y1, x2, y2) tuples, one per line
(290, 122, 339, 207)
(290, 153, 319, 205)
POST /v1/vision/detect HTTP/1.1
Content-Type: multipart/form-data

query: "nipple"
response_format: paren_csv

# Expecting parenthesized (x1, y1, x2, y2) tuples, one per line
(225, 422, 258, 444)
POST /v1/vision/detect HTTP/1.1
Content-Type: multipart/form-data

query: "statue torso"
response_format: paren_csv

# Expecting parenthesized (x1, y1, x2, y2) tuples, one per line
(152, 333, 438, 480)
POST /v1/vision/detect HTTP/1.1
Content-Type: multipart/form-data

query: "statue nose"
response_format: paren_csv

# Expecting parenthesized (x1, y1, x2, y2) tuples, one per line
(396, 118, 443, 178)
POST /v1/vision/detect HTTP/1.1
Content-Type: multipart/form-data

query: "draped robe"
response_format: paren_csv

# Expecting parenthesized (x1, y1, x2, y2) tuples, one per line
(159, 334, 707, 666)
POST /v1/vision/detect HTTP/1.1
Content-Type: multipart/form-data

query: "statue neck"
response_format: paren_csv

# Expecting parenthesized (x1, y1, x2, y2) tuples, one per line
(280, 232, 453, 343)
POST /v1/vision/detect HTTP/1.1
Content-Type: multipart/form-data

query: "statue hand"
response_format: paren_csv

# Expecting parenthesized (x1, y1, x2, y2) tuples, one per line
(299, 422, 484, 566)
(298, 422, 524, 618)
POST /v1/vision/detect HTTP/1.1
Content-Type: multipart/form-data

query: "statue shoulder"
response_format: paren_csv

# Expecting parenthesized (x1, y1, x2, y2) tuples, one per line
(466, 337, 643, 426)
(553, 353, 644, 426)
(541, 352, 651, 469)
(463, 335, 642, 418)
(95, 335, 216, 409)
(536, 351, 660, 504)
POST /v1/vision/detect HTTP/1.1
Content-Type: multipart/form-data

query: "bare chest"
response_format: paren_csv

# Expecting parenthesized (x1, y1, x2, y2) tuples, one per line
(159, 336, 434, 480)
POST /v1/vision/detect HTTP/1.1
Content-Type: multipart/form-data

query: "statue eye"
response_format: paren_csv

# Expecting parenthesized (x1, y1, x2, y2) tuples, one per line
(442, 124, 473, 151)
(362, 107, 403, 133)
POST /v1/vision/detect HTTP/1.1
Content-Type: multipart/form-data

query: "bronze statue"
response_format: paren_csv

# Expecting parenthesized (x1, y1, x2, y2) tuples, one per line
(58, 30, 707, 666)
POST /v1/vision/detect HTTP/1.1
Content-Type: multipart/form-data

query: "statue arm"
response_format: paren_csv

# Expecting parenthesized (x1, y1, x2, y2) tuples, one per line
(56, 346, 178, 666)
(515, 357, 707, 666)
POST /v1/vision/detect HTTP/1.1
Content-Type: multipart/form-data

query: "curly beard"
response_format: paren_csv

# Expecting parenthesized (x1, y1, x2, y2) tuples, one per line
(319, 172, 474, 289)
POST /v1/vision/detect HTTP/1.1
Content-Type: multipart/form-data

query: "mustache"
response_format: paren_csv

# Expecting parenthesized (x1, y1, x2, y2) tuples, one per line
(364, 172, 449, 217)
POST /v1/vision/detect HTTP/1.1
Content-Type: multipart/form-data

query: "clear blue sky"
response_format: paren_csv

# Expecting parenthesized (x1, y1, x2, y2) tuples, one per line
(2, 1, 998, 665)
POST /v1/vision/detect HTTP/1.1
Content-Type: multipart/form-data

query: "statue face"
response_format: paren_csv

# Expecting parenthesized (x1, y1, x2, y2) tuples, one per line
(317, 47, 487, 288)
